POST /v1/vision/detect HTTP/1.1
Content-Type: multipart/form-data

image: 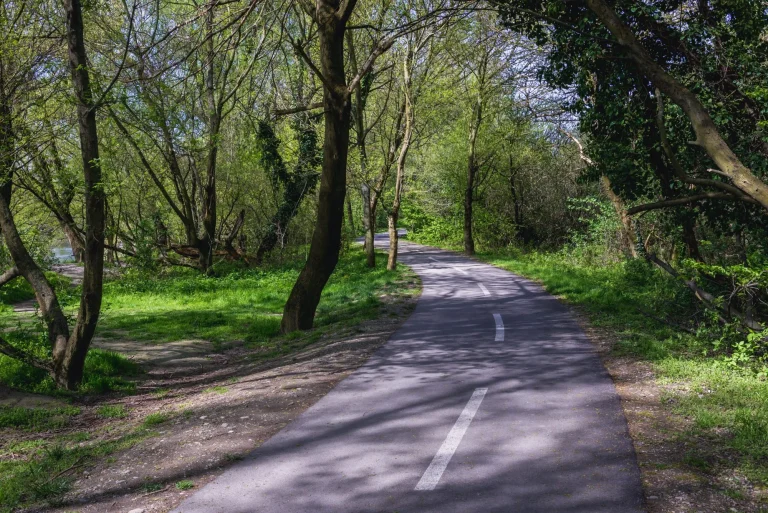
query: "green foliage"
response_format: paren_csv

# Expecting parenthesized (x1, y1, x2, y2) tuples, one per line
(563, 196, 624, 265)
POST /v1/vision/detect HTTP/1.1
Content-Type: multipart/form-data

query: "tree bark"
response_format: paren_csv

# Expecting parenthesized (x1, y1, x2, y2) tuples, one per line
(464, 97, 482, 255)
(387, 49, 414, 271)
(62, 222, 85, 262)
(0, 60, 68, 372)
(280, 2, 352, 332)
(59, 0, 106, 389)
(0, 266, 19, 287)
(585, 0, 768, 212)
(361, 183, 375, 265)
(348, 31, 376, 268)
(199, 6, 220, 273)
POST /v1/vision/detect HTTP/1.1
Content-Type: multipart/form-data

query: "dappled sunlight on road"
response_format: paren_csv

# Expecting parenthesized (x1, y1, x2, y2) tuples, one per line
(171, 236, 643, 513)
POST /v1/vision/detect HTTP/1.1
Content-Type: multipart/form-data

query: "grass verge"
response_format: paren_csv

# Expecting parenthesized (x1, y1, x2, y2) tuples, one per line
(478, 248, 768, 485)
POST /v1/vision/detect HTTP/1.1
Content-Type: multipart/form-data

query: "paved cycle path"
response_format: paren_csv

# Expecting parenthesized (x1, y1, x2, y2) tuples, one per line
(172, 235, 644, 513)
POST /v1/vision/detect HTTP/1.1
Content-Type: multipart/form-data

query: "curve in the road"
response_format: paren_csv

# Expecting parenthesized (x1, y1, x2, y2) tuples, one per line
(171, 235, 644, 513)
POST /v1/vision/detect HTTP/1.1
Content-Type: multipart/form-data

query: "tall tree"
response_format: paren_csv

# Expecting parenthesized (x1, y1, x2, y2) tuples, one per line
(0, 0, 107, 389)
(279, 0, 395, 332)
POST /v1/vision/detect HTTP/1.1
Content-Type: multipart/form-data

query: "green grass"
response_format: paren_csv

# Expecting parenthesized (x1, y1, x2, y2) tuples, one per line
(96, 404, 127, 419)
(94, 250, 414, 349)
(0, 346, 141, 396)
(143, 412, 170, 426)
(477, 247, 768, 484)
(175, 479, 194, 490)
(0, 250, 416, 396)
(140, 482, 165, 493)
(0, 405, 80, 431)
(0, 426, 153, 512)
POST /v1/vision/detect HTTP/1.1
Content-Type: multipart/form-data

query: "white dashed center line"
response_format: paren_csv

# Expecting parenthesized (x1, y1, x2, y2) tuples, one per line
(478, 283, 490, 296)
(429, 257, 469, 275)
(493, 313, 504, 341)
(415, 388, 488, 491)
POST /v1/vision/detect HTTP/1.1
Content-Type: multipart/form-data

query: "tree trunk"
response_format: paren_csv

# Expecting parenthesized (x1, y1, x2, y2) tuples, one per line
(361, 184, 375, 266)
(280, 10, 351, 333)
(200, 6, 220, 273)
(464, 88, 483, 255)
(387, 50, 414, 271)
(681, 217, 701, 261)
(0, 85, 66, 342)
(0, 266, 19, 287)
(348, 32, 375, 268)
(57, 0, 106, 389)
(61, 221, 85, 262)
(585, 0, 768, 212)
(599, 175, 637, 258)
(346, 196, 355, 236)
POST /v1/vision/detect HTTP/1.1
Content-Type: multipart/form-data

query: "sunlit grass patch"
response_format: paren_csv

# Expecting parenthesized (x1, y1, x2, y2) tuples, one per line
(95, 251, 413, 349)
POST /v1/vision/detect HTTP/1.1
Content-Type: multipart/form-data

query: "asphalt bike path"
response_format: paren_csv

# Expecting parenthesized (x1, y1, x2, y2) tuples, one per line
(171, 235, 644, 513)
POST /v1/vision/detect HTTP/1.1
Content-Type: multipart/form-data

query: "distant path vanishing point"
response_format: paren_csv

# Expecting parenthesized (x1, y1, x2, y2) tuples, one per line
(171, 234, 644, 513)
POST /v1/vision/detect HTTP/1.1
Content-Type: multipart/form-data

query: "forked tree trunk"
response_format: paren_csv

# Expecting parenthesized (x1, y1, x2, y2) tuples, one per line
(280, 7, 351, 333)
(57, 0, 106, 389)
(0, 0, 108, 389)
(586, 0, 768, 212)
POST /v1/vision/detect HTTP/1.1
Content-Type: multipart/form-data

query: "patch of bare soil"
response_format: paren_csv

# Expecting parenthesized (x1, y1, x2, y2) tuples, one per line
(572, 307, 766, 513)
(44, 287, 419, 513)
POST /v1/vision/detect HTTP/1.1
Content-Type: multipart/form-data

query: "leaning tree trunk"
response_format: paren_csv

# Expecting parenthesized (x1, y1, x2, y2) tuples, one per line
(58, 0, 106, 389)
(585, 0, 768, 212)
(280, 12, 351, 333)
